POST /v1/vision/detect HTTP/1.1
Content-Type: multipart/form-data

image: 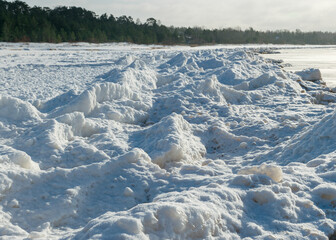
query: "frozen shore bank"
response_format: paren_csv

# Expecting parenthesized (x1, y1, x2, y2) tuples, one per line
(0, 43, 335, 239)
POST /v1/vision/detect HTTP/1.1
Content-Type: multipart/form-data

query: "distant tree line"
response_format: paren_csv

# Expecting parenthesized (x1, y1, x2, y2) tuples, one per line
(2, 0, 336, 45)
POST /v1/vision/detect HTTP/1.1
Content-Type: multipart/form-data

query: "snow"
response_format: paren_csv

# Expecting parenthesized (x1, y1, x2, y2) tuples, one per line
(0, 42, 335, 239)
(0, 95, 42, 122)
(295, 68, 322, 81)
(137, 113, 206, 168)
(0, 145, 40, 170)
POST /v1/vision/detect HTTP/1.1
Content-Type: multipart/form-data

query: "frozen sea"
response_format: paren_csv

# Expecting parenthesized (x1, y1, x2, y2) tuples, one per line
(0, 42, 336, 239)
(263, 46, 336, 87)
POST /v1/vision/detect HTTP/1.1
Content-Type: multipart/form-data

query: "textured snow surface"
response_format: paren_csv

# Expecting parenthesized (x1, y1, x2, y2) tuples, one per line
(0, 42, 336, 239)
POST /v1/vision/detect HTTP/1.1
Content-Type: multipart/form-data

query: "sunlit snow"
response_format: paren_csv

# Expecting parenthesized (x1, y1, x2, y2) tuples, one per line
(0, 42, 335, 239)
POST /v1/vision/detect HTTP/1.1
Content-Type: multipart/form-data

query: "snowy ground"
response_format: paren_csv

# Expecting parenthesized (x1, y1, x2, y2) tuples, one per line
(0, 42, 336, 239)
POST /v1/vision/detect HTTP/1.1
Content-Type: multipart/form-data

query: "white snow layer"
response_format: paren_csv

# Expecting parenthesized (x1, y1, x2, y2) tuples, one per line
(0, 42, 335, 239)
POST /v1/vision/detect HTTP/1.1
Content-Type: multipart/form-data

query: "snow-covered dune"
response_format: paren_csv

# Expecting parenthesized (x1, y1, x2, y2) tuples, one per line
(0, 42, 335, 239)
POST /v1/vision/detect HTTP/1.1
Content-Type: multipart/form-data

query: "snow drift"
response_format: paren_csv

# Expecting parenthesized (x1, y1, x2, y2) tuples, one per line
(0, 43, 335, 239)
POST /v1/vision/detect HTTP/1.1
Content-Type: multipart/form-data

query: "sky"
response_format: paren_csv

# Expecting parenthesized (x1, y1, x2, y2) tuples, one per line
(19, 0, 336, 32)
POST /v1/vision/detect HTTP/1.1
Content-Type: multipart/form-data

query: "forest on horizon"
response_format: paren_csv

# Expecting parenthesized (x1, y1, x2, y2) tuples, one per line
(2, 0, 336, 45)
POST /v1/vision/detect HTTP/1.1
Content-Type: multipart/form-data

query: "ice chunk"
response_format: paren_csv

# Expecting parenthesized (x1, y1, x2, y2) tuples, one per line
(238, 164, 282, 183)
(239, 142, 248, 149)
(250, 189, 277, 205)
(118, 148, 151, 164)
(123, 187, 134, 197)
(312, 184, 336, 206)
(9, 199, 20, 208)
(295, 68, 322, 81)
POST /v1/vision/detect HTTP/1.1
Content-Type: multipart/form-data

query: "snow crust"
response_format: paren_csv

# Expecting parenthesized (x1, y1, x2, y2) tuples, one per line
(0, 42, 335, 239)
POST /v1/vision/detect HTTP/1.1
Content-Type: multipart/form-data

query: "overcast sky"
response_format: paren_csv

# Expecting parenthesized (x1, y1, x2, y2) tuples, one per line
(20, 0, 336, 31)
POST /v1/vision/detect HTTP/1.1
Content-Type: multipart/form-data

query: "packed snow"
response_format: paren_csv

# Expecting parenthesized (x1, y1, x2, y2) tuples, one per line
(0, 42, 336, 239)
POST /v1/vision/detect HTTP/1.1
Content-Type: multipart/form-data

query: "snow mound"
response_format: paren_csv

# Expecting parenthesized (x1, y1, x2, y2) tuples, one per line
(0, 215, 28, 238)
(208, 124, 263, 153)
(0, 95, 41, 122)
(0, 173, 13, 194)
(117, 148, 151, 164)
(247, 73, 277, 90)
(295, 68, 322, 81)
(232, 73, 279, 91)
(38, 120, 74, 151)
(215, 50, 270, 86)
(137, 113, 206, 168)
(56, 112, 100, 138)
(59, 139, 109, 168)
(115, 54, 136, 66)
(40, 89, 79, 112)
(310, 90, 336, 104)
(166, 52, 189, 67)
(16, 113, 106, 169)
(73, 186, 243, 239)
(312, 184, 336, 207)
(52, 82, 140, 116)
(278, 110, 336, 163)
(0, 145, 40, 170)
(238, 164, 283, 182)
(243, 184, 328, 228)
(198, 76, 249, 104)
(233, 72, 303, 99)
(50, 67, 156, 125)
(197, 57, 224, 70)
(248, 188, 277, 205)
(156, 73, 181, 88)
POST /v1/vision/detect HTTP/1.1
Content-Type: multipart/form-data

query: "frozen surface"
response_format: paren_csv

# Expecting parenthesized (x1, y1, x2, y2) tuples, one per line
(263, 47, 336, 87)
(0, 42, 335, 239)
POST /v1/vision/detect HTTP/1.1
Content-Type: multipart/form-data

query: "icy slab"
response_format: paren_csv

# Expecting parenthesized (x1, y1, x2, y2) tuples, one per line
(295, 68, 322, 81)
